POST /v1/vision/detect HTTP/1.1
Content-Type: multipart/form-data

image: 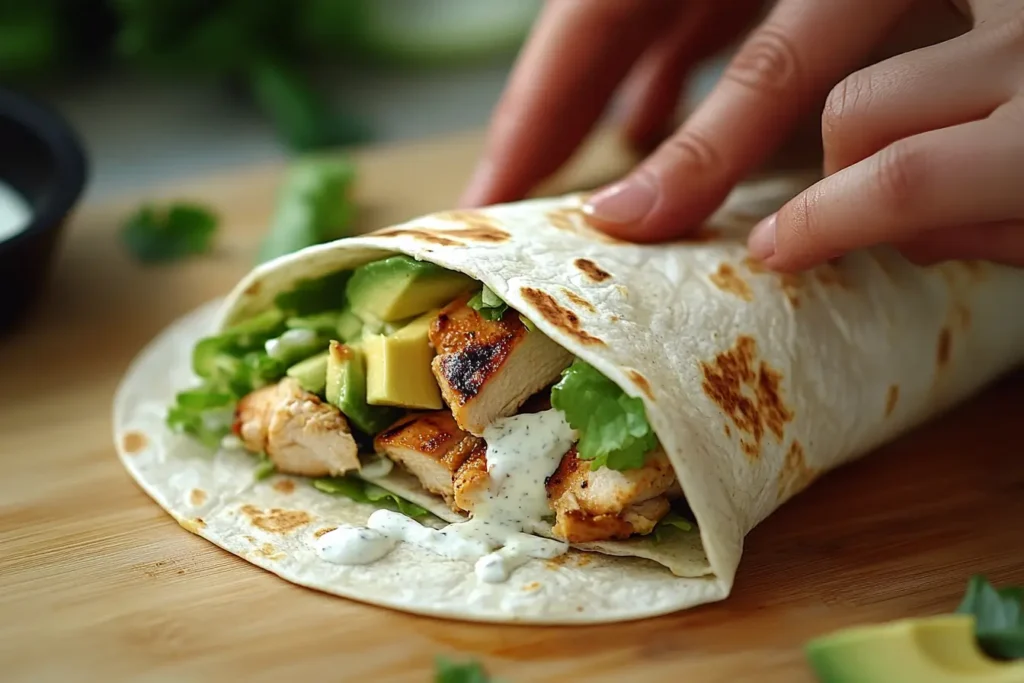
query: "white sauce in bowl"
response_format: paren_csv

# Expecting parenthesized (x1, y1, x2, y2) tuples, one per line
(315, 409, 577, 583)
(0, 181, 31, 243)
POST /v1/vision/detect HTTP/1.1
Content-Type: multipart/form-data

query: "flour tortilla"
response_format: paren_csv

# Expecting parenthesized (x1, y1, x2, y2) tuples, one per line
(114, 174, 1024, 624)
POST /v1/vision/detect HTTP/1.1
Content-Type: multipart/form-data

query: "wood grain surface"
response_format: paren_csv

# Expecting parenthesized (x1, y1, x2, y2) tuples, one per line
(1, 128, 1022, 683)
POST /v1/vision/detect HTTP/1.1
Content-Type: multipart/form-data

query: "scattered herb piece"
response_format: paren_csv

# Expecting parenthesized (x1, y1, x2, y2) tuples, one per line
(434, 657, 495, 683)
(257, 158, 357, 264)
(467, 286, 509, 322)
(550, 360, 657, 471)
(121, 202, 218, 263)
(956, 575, 1024, 660)
(313, 476, 429, 518)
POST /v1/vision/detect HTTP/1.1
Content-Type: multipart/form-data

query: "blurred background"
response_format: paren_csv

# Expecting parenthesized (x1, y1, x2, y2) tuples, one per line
(1, 0, 729, 202)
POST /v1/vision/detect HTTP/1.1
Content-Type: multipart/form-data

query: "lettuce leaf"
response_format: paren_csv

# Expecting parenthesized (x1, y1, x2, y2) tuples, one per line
(166, 388, 236, 448)
(313, 476, 429, 518)
(550, 360, 657, 471)
(467, 286, 508, 322)
(956, 575, 1024, 660)
(651, 510, 694, 544)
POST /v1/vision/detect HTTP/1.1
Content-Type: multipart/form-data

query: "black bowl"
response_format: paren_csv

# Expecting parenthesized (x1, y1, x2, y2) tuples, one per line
(0, 87, 88, 335)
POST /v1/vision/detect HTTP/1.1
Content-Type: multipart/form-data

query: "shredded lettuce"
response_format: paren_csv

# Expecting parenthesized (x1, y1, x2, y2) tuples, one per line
(956, 575, 1024, 660)
(467, 286, 509, 322)
(273, 269, 351, 316)
(166, 388, 236, 448)
(550, 360, 657, 471)
(651, 511, 694, 544)
(313, 476, 429, 518)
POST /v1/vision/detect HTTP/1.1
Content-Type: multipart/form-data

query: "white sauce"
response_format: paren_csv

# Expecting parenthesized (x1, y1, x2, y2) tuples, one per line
(0, 182, 31, 243)
(265, 329, 317, 359)
(358, 454, 394, 479)
(316, 409, 577, 583)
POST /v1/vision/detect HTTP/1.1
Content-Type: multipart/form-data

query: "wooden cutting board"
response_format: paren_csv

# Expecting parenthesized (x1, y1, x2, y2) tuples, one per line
(2, 128, 1021, 683)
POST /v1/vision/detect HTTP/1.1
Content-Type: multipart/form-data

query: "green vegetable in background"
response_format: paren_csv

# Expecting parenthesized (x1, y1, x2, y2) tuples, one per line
(313, 477, 429, 518)
(467, 286, 508, 322)
(434, 657, 495, 683)
(121, 202, 218, 263)
(957, 575, 1024, 660)
(550, 360, 658, 471)
(257, 158, 357, 264)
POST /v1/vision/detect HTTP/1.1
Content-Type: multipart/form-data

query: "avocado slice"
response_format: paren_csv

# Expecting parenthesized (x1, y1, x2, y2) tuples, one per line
(346, 255, 475, 322)
(325, 341, 402, 434)
(286, 351, 329, 395)
(805, 614, 1024, 682)
(364, 311, 443, 410)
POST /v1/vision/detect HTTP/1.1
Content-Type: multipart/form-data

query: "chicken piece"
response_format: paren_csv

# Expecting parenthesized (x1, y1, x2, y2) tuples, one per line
(374, 411, 479, 510)
(545, 447, 680, 543)
(234, 378, 359, 477)
(452, 440, 490, 512)
(428, 294, 573, 435)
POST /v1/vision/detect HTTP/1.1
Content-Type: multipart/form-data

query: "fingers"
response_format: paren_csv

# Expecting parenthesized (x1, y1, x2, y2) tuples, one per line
(584, 0, 916, 242)
(748, 105, 1024, 271)
(458, 0, 681, 208)
(899, 222, 1024, 268)
(822, 31, 1015, 174)
(618, 1, 760, 152)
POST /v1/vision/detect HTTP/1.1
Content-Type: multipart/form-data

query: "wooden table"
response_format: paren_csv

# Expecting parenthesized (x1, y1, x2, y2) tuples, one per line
(2, 128, 1022, 683)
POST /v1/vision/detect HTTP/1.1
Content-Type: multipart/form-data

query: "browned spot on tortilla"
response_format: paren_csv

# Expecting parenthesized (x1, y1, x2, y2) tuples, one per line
(573, 258, 611, 282)
(272, 479, 296, 494)
(371, 227, 461, 246)
(545, 554, 571, 569)
(254, 543, 285, 561)
(680, 226, 721, 242)
(121, 431, 148, 455)
(562, 288, 596, 313)
(576, 555, 592, 567)
(937, 327, 952, 368)
(240, 505, 312, 534)
(546, 207, 586, 233)
(522, 581, 541, 592)
(627, 370, 655, 400)
(743, 256, 802, 306)
(519, 287, 604, 345)
(709, 264, 753, 301)
(189, 489, 207, 506)
(244, 281, 261, 296)
(314, 527, 337, 538)
(700, 335, 794, 460)
(179, 518, 206, 534)
(885, 385, 899, 417)
(434, 211, 510, 242)
(956, 303, 972, 330)
(724, 424, 732, 438)
(777, 441, 818, 502)
(609, 315, 620, 322)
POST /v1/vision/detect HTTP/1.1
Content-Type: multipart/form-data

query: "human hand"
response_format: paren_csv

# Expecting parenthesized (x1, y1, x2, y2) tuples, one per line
(750, 0, 1024, 270)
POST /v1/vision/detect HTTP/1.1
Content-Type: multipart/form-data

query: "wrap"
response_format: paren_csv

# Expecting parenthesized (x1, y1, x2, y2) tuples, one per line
(114, 174, 1024, 624)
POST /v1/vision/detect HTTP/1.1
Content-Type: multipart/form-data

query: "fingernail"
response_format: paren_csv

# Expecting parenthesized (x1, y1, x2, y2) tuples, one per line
(748, 213, 777, 260)
(457, 159, 495, 208)
(582, 174, 658, 225)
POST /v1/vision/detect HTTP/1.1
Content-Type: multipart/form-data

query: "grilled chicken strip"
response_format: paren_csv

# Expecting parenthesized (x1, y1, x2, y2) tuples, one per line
(428, 295, 573, 435)
(234, 378, 359, 477)
(374, 411, 481, 511)
(544, 447, 681, 543)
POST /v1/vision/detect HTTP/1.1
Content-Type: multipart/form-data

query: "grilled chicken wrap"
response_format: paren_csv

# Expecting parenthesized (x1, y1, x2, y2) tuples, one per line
(114, 175, 1024, 624)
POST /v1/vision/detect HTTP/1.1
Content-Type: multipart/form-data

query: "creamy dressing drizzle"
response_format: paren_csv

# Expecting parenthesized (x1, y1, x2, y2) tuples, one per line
(315, 409, 577, 583)
(265, 329, 317, 359)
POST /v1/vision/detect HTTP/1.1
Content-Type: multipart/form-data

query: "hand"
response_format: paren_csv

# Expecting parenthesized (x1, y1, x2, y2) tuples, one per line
(751, 0, 1024, 270)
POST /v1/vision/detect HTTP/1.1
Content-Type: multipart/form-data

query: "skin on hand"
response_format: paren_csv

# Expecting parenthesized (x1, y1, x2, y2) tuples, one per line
(461, 0, 1024, 271)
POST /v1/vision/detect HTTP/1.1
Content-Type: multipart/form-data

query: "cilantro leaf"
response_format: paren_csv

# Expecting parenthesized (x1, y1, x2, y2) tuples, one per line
(313, 477, 429, 518)
(550, 360, 657, 471)
(651, 510, 695, 544)
(956, 575, 1024, 660)
(467, 286, 509, 322)
(257, 158, 358, 264)
(121, 202, 218, 264)
(435, 657, 494, 683)
(166, 387, 236, 448)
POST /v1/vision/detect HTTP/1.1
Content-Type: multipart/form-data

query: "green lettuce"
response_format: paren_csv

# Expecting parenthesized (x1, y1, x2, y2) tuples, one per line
(273, 269, 351, 316)
(467, 286, 508, 322)
(435, 657, 495, 683)
(253, 452, 277, 481)
(956, 575, 1024, 660)
(121, 202, 218, 264)
(651, 510, 694, 544)
(166, 388, 236, 448)
(550, 360, 657, 471)
(313, 476, 429, 518)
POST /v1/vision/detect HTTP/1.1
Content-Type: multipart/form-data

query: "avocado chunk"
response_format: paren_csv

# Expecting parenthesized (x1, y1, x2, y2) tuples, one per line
(805, 614, 1024, 683)
(325, 341, 402, 434)
(286, 352, 329, 395)
(364, 312, 443, 410)
(346, 255, 475, 322)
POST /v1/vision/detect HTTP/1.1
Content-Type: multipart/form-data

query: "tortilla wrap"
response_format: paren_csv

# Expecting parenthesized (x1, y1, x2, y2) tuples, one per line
(114, 174, 1024, 624)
